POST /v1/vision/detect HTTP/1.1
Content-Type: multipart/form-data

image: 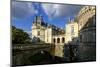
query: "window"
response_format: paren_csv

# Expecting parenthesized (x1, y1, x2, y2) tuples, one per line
(71, 26, 74, 35)
(57, 38, 60, 43)
(38, 31, 40, 36)
(62, 37, 65, 43)
(53, 38, 56, 43)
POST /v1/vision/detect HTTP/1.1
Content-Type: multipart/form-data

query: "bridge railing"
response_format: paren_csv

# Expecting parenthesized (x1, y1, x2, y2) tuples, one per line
(12, 43, 55, 50)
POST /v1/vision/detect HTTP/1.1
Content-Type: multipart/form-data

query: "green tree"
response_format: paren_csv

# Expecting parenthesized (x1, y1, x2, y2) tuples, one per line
(12, 26, 31, 44)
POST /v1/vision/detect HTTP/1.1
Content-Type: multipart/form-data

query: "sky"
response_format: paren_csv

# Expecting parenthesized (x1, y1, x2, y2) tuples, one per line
(11, 1, 84, 36)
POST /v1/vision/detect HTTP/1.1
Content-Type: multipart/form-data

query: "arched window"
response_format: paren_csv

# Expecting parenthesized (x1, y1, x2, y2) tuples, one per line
(53, 38, 56, 43)
(57, 38, 60, 43)
(62, 37, 65, 43)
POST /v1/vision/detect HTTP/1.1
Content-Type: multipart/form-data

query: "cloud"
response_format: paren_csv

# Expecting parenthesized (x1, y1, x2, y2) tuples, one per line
(42, 3, 83, 19)
(11, 1, 38, 19)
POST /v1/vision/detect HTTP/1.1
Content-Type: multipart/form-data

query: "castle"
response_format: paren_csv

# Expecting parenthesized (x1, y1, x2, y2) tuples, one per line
(31, 6, 96, 58)
(31, 15, 78, 57)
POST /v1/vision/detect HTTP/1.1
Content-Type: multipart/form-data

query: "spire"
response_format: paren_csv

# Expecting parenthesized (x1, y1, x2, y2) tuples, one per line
(33, 16, 38, 23)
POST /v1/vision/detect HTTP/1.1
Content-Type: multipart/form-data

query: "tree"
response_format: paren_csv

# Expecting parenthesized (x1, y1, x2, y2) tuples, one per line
(12, 26, 31, 44)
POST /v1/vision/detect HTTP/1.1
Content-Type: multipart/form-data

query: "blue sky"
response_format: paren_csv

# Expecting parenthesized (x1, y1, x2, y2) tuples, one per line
(11, 1, 83, 35)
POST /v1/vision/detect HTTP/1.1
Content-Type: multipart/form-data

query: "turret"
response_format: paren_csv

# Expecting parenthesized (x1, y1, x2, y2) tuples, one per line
(32, 16, 46, 43)
(33, 16, 43, 26)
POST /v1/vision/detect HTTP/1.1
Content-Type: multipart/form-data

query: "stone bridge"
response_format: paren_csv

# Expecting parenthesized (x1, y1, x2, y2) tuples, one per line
(13, 44, 54, 52)
(12, 43, 55, 66)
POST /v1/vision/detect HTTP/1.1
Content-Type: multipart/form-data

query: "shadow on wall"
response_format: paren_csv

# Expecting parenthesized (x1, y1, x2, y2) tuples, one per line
(63, 37, 96, 62)
(63, 37, 79, 62)
(32, 36, 45, 44)
(63, 15, 96, 62)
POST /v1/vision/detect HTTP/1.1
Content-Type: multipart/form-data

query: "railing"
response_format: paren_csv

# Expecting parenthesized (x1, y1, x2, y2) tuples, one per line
(12, 44, 54, 51)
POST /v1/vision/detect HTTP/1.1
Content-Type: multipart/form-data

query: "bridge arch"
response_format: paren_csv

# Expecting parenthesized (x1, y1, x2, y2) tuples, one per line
(57, 38, 60, 43)
(62, 37, 65, 43)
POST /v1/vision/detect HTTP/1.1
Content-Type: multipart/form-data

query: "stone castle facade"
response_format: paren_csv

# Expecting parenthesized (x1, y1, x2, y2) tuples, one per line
(32, 16, 78, 44)
(32, 15, 78, 57)
(32, 6, 96, 58)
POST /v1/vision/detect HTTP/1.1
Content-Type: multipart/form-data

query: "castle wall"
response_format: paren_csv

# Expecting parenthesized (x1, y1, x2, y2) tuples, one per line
(45, 27, 52, 43)
(77, 6, 96, 61)
(32, 23, 46, 42)
(77, 6, 95, 30)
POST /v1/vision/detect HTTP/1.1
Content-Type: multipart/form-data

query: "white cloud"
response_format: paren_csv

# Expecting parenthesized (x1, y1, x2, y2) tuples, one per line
(11, 1, 83, 20)
(42, 4, 56, 18)
(11, 1, 38, 19)
(42, 3, 83, 19)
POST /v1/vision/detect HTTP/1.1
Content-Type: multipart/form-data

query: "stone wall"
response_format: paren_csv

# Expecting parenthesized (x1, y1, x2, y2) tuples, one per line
(78, 15, 96, 61)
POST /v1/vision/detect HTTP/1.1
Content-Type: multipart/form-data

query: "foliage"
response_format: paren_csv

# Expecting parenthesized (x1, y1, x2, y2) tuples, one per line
(12, 26, 31, 44)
